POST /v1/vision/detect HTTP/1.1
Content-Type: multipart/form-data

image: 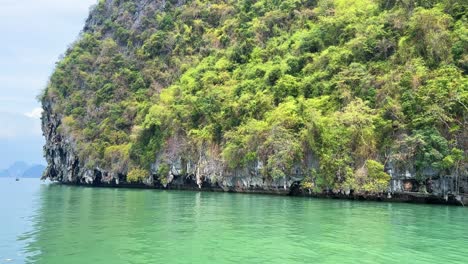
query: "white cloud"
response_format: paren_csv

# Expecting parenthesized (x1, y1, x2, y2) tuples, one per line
(24, 107, 43, 119)
(0, 111, 42, 140)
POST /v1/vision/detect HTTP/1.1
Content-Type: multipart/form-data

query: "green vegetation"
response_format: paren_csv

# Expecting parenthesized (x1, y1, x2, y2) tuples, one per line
(42, 0, 467, 193)
(127, 168, 149, 183)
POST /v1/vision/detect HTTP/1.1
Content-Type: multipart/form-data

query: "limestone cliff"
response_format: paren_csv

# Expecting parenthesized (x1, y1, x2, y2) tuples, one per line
(41, 0, 467, 203)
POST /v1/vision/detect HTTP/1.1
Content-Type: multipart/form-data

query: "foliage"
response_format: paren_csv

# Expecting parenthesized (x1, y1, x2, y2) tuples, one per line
(126, 168, 149, 183)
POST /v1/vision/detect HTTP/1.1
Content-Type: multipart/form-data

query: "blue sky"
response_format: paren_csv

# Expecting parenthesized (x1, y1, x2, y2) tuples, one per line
(0, 0, 97, 169)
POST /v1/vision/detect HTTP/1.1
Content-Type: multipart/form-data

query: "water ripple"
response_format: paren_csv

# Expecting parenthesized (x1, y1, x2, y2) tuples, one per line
(1, 179, 468, 263)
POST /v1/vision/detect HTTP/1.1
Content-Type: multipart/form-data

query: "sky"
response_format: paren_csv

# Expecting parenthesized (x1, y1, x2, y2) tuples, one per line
(0, 0, 97, 169)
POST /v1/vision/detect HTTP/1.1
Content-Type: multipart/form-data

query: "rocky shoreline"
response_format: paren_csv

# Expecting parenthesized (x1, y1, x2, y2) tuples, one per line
(291, 188, 467, 206)
(54, 175, 467, 206)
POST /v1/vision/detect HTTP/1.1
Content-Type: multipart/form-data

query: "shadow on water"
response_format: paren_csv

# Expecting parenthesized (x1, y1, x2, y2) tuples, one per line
(14, 183, 468, 264)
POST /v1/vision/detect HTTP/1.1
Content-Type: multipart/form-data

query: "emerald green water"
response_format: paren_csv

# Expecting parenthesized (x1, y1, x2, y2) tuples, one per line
(1, 179, 468, 264)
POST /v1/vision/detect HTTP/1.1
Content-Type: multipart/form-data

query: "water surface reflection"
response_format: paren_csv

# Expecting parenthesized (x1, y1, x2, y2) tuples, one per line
(13, 182, 468, 264)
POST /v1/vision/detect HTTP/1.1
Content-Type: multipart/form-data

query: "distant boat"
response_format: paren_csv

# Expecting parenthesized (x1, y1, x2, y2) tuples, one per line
(15, 178, 20, 181)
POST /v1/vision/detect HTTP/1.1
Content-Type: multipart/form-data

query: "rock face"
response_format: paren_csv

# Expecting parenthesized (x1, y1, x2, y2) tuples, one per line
(42, 100, 81, 183)
(42, 91, 306, 191)
(42, 98, 466, 205)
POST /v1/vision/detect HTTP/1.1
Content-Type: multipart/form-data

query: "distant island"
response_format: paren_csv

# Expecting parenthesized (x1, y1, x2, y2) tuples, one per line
(0, 161, 45, 178)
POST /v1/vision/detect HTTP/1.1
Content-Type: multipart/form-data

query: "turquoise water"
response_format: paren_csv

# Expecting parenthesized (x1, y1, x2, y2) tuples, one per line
(1, 178, 468, 264)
